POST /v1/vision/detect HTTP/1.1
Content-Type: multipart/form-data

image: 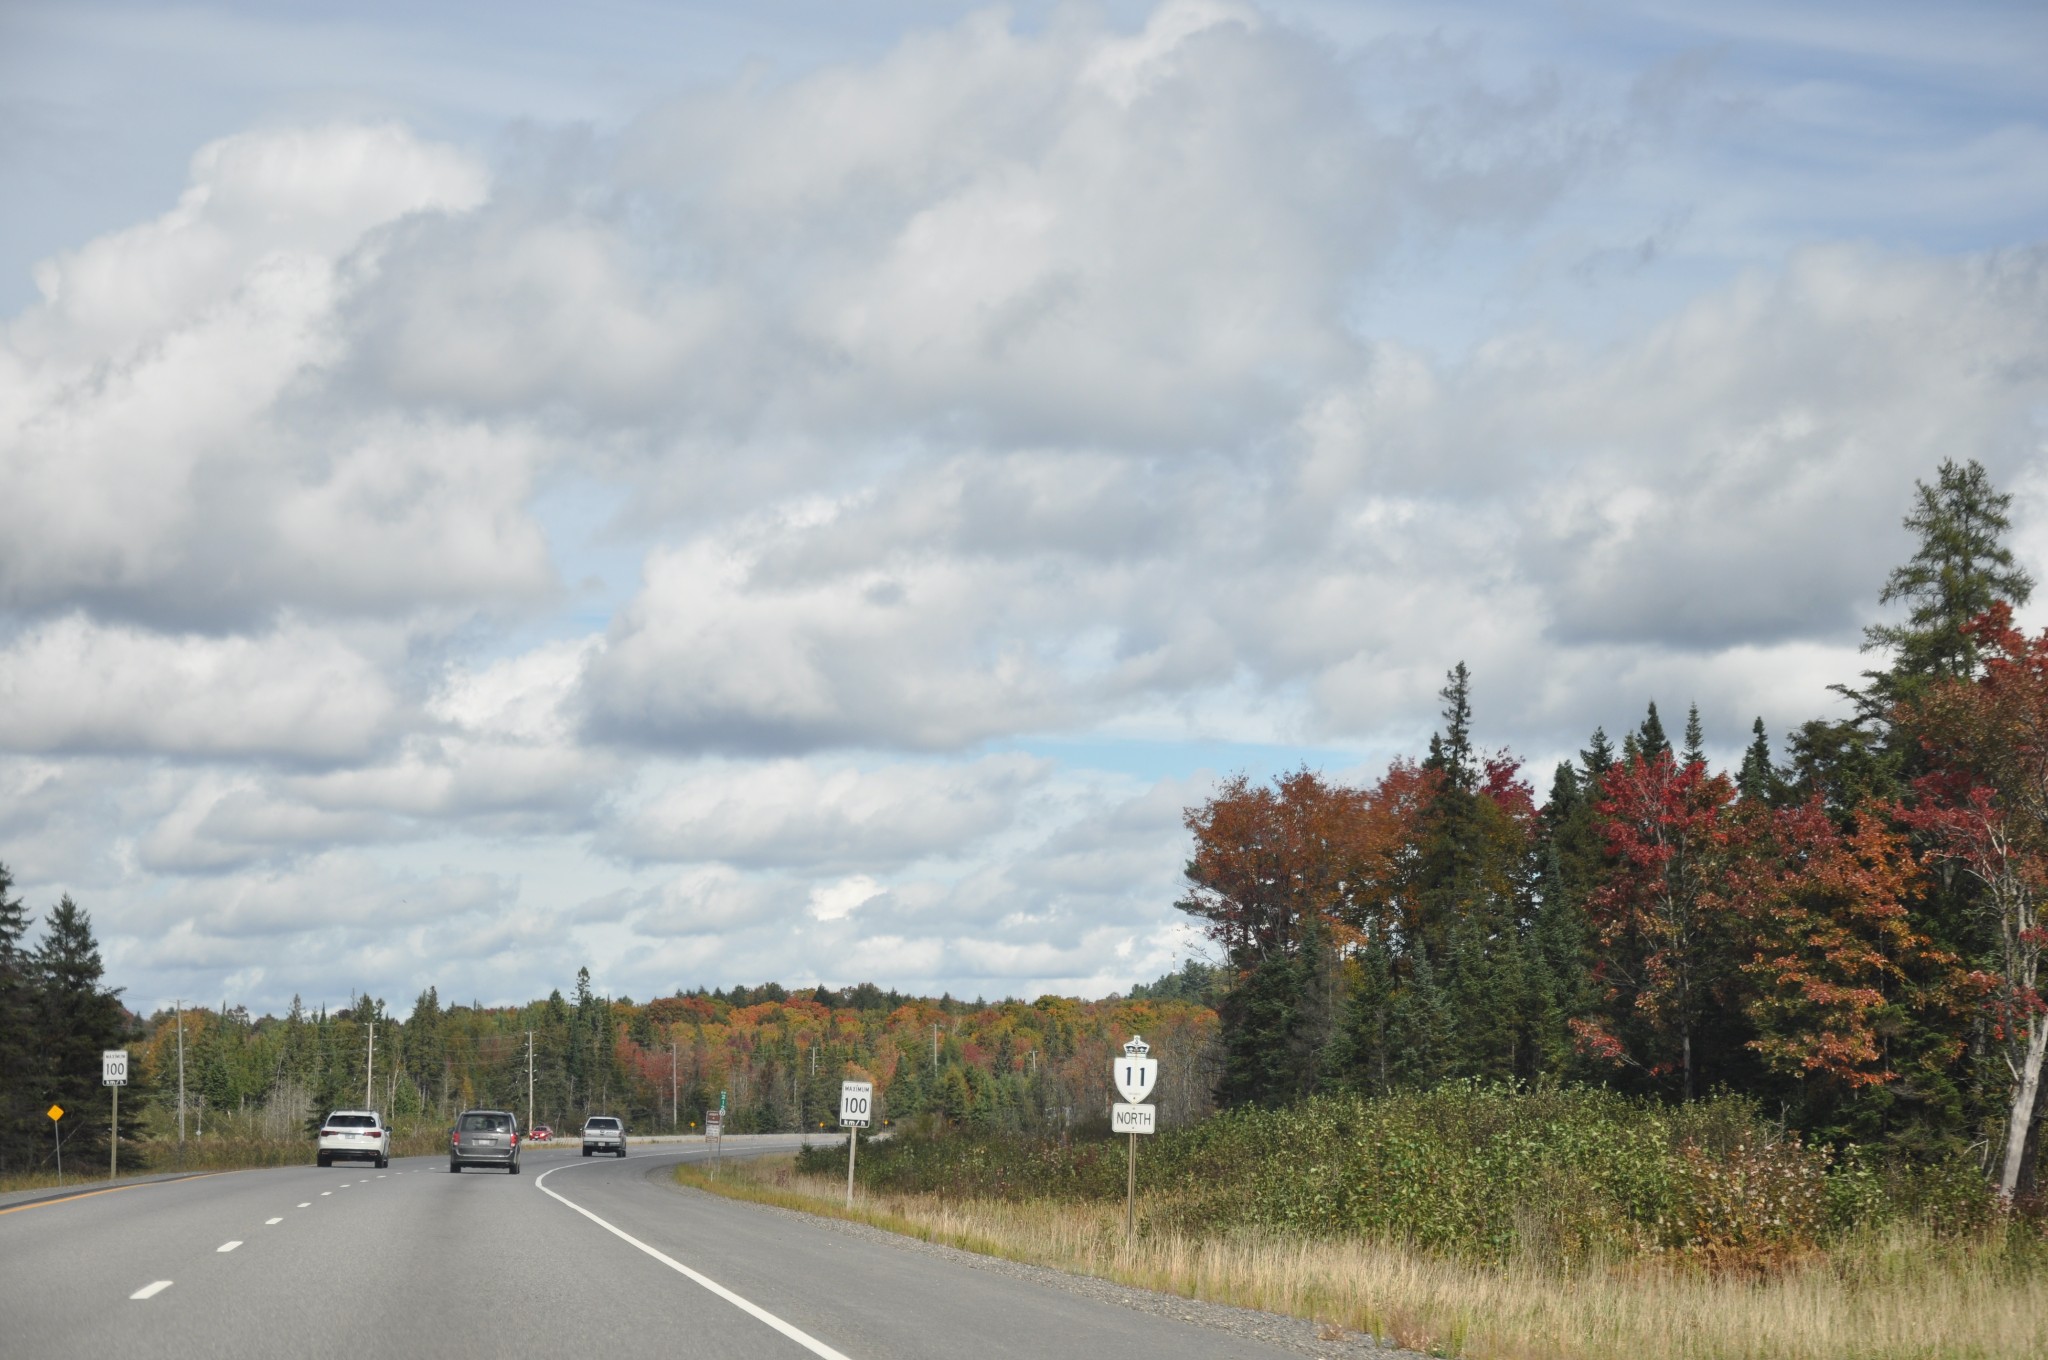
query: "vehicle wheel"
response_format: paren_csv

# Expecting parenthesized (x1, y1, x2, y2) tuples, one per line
(617, 1148, 627, 1158)
(317, 1152, 330, 1168)
(582, 1148, 591, 1157)
(510, 1160, 521, 1175)
(377, 1154, 388, 1169)
(449, 1160, 460, 1173)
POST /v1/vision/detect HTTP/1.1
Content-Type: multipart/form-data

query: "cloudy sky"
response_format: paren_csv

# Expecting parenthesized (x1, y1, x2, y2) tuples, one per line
(3, 1, 2045, 1018)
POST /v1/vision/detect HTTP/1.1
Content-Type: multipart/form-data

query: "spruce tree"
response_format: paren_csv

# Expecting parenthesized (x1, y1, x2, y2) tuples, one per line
(1636, 702, 1671, 763)
(33, 896, 130, 1160)
(0, 865, 37, 1172)
(1580, 727, 1616, 786)
(1859, 458, 2034, 708)
(1682, 704, 1707, 770)
(1737, 718, 1783, 803)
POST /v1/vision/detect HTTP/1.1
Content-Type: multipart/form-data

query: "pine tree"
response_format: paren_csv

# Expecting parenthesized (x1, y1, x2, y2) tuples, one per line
(1859, 458, 2034, 708)
(1683, 704, 1707, 770)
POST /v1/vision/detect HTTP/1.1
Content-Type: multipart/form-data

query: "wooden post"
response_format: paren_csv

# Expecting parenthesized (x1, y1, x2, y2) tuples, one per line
(1124, 1131, 1136, 1242)
(846, 1127, 858, 1209)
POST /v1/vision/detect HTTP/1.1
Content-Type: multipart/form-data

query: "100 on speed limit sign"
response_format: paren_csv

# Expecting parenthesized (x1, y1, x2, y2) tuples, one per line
(839, 1080, 872, 1128)
(102, 1050, 128, 1086)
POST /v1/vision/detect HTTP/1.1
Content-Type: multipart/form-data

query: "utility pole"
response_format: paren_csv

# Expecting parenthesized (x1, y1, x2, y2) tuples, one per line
(365, 1020, 375, 1111)
(671, 1041, 678, 1132)
(527, 1031, 535, 1134)
(175, 1000, 186, 1148)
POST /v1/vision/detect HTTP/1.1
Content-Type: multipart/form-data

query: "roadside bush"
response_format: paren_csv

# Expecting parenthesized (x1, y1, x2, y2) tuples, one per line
(833, 1082, 2007, 1268)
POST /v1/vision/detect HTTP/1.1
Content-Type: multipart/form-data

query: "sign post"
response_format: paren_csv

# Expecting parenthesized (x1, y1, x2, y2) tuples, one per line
(1112, 1036, 1158, 1243)
(838, 1080, 872, 1209)
(47, 1104, 64, 1184)
(103, 1050, 128, 1180)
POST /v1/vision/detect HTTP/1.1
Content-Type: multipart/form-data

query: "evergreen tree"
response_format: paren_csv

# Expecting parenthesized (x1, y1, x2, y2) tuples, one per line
(1387, 946, 1454, 1088)
(33, 897, 130, 1160)
(1858, 458, 2034, 709)
(1736, 718, 1784, 804)
(1636, 702, 1671, 764)
(1215, 953, 1306, 1108)
(1580, 728, 1616, 787)
(0, 865, 37, 1172)
(1423, 662, 1477, 794)
(1328, 934, 1396, 1095)
(1682, 703, 1706, 770)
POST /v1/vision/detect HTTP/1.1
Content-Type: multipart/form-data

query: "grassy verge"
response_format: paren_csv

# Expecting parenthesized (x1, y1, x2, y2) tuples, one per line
(679, 1149, 2048, 1360)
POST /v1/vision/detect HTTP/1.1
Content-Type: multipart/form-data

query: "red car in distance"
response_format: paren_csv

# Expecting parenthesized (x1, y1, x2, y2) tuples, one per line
(529, 1125, 553, 1142)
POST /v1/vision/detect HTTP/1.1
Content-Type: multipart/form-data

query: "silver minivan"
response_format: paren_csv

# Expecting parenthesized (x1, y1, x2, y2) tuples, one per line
(450, 1109, 521, 1173)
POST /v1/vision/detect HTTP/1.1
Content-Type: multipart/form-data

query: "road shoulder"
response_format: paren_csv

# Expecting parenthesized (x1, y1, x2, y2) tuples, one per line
(659, 1171, 1414, 1360)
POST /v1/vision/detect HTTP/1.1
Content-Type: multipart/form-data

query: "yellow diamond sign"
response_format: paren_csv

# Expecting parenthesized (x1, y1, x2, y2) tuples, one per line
(47, 1104, 64, 1121)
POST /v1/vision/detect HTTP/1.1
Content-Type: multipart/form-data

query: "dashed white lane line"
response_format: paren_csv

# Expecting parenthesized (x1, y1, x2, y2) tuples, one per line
(130, 1281, 172, 1300)
(534, 1162, 852, 1360)
(320, 1192, 332, 1197)
(297, 1202, 311, 1208)
(265, 1217, 283, 1225)
(217, 1241, 242, 1253)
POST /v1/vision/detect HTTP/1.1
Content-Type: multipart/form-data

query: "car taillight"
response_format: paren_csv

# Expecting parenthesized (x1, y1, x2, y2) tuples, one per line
(510, 1133, 519, 1146)
(320, 1129, 336, 1137)
(451, 1132, 460, 1144)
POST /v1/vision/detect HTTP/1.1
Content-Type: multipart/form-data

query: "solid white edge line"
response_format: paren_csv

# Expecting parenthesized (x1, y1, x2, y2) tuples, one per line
(130, 1280, 172, 1300)
(535, 1157, 853, 1360)
(217, 1241, 241, 1253)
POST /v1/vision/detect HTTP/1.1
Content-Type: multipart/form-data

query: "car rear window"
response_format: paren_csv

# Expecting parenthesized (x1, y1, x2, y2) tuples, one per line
(329, 1114, 376, 1129)
(459, 1113, 512, 1132)
(586, 1118, 619, 1130)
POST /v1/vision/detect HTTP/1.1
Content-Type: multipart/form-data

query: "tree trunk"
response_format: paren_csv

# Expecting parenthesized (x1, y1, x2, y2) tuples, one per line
(1999, 1019, 2048, 1199)
(2015, 1068, 2048, 1201)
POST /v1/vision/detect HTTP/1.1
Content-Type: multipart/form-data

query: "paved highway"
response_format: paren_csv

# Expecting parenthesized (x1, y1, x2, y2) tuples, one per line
(2, 1139, 1312, 1359)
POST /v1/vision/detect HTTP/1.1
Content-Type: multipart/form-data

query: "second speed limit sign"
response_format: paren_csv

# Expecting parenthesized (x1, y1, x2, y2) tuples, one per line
(839, 1080, 872, 1128)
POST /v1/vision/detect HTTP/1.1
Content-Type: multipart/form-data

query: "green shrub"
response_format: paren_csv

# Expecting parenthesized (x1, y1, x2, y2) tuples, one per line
(833, 1082, 2008, 1267)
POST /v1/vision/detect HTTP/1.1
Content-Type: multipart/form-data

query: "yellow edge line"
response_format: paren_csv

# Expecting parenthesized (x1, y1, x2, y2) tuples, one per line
(0, 1171, 234, 1216)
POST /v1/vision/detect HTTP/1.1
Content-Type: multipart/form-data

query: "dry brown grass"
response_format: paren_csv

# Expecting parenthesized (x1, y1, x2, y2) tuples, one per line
(678, 1155, 2048, 1360)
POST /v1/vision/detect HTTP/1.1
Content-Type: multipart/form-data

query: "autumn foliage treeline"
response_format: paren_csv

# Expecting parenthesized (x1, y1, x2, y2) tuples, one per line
(1178, 460, 2048, 1199)
(94, 970, 1215, 1170)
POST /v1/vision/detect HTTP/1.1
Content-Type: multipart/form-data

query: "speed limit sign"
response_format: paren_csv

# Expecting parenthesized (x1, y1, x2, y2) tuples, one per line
(102, 1050, 128, 1086)
(838, 1080, 872, 1128)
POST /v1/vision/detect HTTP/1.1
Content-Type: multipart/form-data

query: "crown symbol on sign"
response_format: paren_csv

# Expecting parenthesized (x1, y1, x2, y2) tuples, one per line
(1122, 1035, 1150, 1056)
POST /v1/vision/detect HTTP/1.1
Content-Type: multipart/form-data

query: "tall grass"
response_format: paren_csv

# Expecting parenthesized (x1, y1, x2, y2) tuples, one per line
(819, 1085, 2020, 1268)
(684, 1155, 2048, 1360)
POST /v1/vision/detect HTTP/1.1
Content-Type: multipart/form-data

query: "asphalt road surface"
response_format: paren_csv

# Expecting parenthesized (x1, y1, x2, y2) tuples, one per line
(2, 1139, 1312, 1359)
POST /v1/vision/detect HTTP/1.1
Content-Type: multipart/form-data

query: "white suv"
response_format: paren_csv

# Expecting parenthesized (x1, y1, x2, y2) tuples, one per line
(318, 1110, 391, 1168)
